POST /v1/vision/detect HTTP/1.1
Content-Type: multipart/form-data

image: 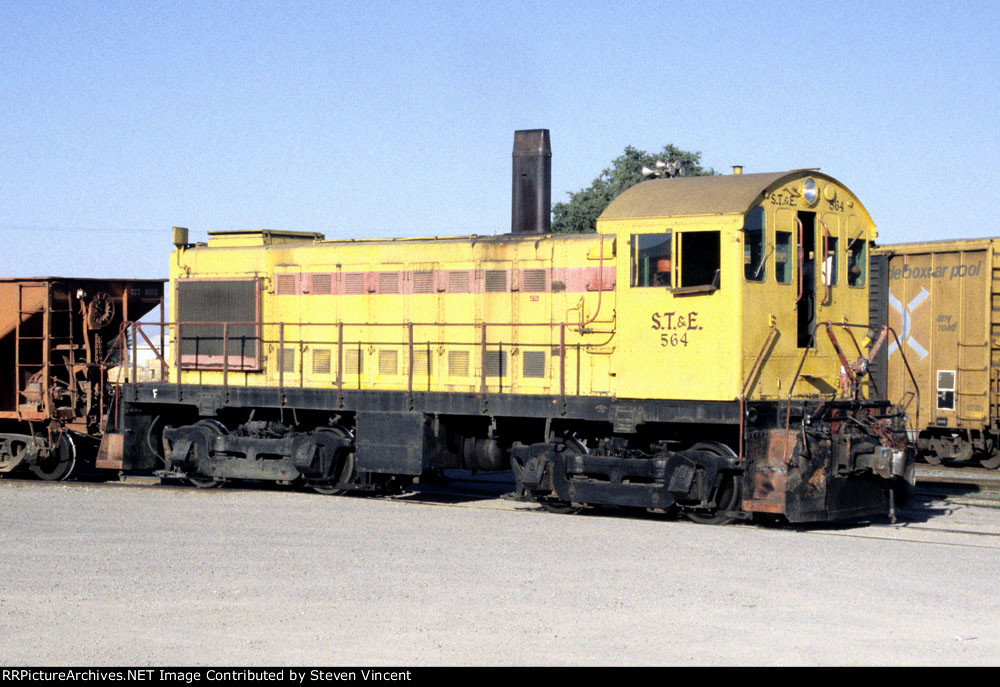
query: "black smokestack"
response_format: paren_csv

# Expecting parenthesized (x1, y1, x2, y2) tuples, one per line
(511, 129, 551, 234)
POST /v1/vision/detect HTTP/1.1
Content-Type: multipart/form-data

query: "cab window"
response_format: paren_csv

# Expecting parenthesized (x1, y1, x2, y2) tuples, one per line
(678, 231, 720, 289)
(744, 207, 765, 282)
(823, 236, 839, 286)
(775, 231, 792, 283)
(847, 237, 867, 286)
(631, 233, 672, 287)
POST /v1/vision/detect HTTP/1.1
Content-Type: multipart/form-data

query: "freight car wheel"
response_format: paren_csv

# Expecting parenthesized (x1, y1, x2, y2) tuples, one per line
(923, 451, 943, 466)
(981, 450, 1000, 470)
(685, 442, 741, 525)
(186, 420, 226, 489)
(307, 426, 357, 495)
(29, 434, 76, 482)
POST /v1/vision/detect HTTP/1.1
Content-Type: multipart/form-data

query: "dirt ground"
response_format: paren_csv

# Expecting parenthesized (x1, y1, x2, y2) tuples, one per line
(1, 478, 998, 666)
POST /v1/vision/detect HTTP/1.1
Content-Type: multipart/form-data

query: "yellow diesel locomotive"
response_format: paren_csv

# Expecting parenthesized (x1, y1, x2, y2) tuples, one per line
(121, 130, 914, 522)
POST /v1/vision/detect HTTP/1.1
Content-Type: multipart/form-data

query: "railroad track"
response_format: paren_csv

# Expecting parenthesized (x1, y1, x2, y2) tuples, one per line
(915, 464, 1000, 491)
(913, 464, 1000, 513)
(5, 465, 1000, 500)
(5, 464, 1000, 527)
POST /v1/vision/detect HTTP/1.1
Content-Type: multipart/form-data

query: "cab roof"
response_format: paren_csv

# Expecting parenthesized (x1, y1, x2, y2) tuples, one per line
(598, 170, 833, 220)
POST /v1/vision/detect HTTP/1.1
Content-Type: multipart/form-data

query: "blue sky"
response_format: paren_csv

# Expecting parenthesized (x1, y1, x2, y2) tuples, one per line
(2, 0, 997, 279)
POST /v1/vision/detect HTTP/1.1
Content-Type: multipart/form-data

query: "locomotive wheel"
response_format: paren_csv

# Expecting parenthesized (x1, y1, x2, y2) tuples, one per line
(29, 434, 76, 482)
(186, 420, 226, 489)
(145, 415, 166, 464)
(684, 441, 741, 525)
(537, 437, 586, 515)
(307, 425, 357, 495)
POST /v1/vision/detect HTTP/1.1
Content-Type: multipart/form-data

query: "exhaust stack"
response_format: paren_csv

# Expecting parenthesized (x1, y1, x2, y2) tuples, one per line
(511, 129, 551, 234)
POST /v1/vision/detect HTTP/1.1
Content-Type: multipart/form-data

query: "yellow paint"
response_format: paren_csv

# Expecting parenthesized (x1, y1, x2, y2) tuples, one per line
(169, 171, 878, 406)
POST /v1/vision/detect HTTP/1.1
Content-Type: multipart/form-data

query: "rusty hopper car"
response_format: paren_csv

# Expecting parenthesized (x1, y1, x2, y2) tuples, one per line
(872, 238, 1000, 468)
(0, 278, 164, 479)
(121, 131, 914, 523)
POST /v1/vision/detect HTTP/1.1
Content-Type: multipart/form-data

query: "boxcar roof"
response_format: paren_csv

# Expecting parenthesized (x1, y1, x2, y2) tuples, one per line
(873, 237, 1000, 253)
(599, 170, 824, 220)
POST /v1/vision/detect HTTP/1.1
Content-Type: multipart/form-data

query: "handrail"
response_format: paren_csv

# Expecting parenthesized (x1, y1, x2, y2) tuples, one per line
(796, 216, 805, 304)
(782, 321, 921, 463)
(578, 234, 606, 332)
(819, 219, 831, 305)
(739, 321, 779, 461)
(127, 316, 611, 401)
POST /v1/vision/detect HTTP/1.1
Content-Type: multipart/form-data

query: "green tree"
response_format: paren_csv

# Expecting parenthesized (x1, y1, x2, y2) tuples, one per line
(551, 144, 715, 233)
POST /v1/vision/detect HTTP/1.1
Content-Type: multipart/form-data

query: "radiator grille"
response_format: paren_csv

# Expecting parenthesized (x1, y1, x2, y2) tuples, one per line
(176, 279, 258, 361)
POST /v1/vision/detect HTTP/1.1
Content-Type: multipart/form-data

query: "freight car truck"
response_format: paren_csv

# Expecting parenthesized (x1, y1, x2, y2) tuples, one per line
(872, 239, 1000, 468)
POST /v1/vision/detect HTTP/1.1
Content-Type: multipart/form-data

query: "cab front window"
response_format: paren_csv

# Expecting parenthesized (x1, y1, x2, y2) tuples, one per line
(848, 237, 867, 287)
(744, 207, 766, 282)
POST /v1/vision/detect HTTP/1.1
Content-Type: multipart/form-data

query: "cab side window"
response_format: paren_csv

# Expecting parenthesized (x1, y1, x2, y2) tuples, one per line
(679, 231, 721, 289)
(631, 233, 672, 287)
(744, 207, 766, 282)
(847, 237, 867, 286)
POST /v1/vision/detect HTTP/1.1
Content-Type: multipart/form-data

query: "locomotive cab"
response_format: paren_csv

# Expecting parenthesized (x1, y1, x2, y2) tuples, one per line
(595, 170, 914, 521)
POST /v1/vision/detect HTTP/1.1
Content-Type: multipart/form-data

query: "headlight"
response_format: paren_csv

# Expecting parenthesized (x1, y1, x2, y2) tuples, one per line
(803, 178, 818, 204)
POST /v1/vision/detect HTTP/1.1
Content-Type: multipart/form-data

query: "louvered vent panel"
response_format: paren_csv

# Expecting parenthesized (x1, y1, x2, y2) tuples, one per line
(276, 274, 297, 295)
(522, 269, 547, 292)
(312, 274, 332, 295)
(344, 273, 365, 294)
(485, 270, 508, 292)
(379, 272, 400, 293)
(345, 349, 364, 375)
(523, 351, 546, 377)
(484, 351, 507, 377)
(278, 348, 295, 373)
(412, 349, 432, 375)
(312, 349, 331, 374)
(413, 271, 435, 293)
(379, 350, 398, 375)
(448, 271, 470, 293)
(448, 351, 469, 376)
